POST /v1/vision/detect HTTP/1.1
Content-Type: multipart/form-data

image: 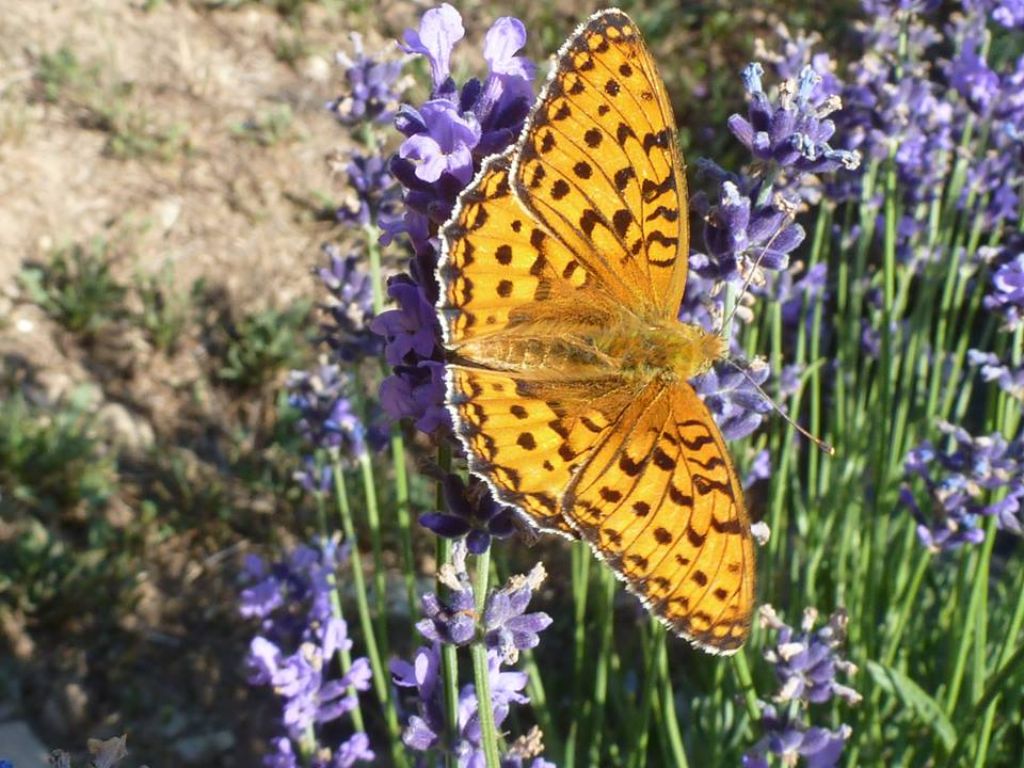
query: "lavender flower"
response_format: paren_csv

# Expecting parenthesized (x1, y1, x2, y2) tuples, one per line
(315, 244, 378, 363)
(778, 262, 828, 331)
(370, 276, 449, 432)
(761, 606, 861, 706)
(240, 539, 374, 765)
(968, 349, 1024, 398)
(329, 32, 404, 126)
(391, 542, 554, 765)
(378, 359, 450, 434)
(691, 176, 806, 280)
(692, 359, 773, 440)
(901, 421, 1024, 549)
(287, 361, 367, 459)
(743, 706, 851, 768)
(420, 473, 516, 553)
(374, 5, 536, 445)
(745, 449, 773, 488)
(370, 277, 440, 367)
(335, 153, 401, 230)
(728, 63, 858, 175)
(744, 606, 860, 768)
(949, 35, 1000, 114)
(985, 249, 1024, 330)
(482, 563, 553, 663)
(417, 559, 478, 645)
(388, 3, 534, 266)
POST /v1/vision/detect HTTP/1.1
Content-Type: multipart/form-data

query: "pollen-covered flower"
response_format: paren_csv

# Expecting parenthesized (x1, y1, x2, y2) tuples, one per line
(744, 605, 859, 768)
(729, 63, 859, 175)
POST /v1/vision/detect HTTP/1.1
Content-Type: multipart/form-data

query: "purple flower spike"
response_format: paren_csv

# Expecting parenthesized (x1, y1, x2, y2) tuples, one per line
(762, 606, 862, 706)
(398, 99, 481, 184)
(729, 63, 860, 175)
(901, 421, 1024, 551)
(985, 250, 1024, 330)
(315, 244, 378, 363)
(329, 32, 405, 126)
(482, 564, 553, 663)
(950, 35, 1000, 114)
(378, 360, 450, 434)
(416, 545, 478, 646)
(400, 3, 465, 89)
(968, 349, 1024, 399)
(286, 362, 367, 458)
(745, 605, 859, 768)
(392, 535, 554, 766)
(240, 540, 374, 765)
(370, 278, 440, 366)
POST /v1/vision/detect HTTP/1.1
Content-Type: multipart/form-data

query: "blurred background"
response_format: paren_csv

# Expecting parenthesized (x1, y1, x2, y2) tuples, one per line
(0, 0, 894, 765)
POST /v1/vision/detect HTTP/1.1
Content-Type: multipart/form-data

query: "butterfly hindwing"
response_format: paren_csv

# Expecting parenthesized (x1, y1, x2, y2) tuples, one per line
(446, 366, 636, 537)
(563, 381, 754, 653)
(511, 8, 689, 317)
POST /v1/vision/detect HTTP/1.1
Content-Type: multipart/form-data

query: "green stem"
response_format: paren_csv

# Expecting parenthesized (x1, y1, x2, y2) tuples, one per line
(471, 546, 502, 768)
(656, 631, 689, 768)
(331, 461, 405, 766)
(586, 569, 616, 767)
(436, 446, 459, 766)
(944, 520, 996, 715)
(883, 547, 932, 667)
(358, 451, 389, 657)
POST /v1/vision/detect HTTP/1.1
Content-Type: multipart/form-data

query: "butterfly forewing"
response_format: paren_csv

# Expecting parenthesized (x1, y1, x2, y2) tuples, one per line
(511, 9, 689, 317)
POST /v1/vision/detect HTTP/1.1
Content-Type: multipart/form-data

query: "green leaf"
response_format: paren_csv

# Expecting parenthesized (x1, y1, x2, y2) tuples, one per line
(866, 660, 957, 752)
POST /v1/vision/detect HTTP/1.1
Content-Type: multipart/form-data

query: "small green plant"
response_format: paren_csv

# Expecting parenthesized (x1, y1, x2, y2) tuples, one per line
(0, 388, 116, 517)
(135, 266, 196, 353)
(217, 301, 312, 389)
(20, 240, 127, 336)
(103, 110, 187, 161)
(273, 33, 313, 66)
(231, 105, 296, 147)
(83, 84, 188, 161)
(35, 45, 96, 103)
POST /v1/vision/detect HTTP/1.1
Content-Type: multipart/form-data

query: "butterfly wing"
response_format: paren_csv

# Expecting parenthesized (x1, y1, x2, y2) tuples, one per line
(511, 9, 689, 317)
(563, 380, 754, 652)
(438, 148, 621, 350)
(447, 365, 643, 537)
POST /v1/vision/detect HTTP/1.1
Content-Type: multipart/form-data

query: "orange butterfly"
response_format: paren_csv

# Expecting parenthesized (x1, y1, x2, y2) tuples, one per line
(436, 8, 754, 653)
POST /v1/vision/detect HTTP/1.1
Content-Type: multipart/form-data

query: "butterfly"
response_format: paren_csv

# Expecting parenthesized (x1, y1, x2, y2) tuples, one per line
(435, 8, 754, 653)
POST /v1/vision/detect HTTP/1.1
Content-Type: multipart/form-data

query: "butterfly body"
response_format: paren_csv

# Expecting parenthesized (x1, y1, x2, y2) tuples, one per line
(451, 307, 722, 382)
(437, 8, 755, 653)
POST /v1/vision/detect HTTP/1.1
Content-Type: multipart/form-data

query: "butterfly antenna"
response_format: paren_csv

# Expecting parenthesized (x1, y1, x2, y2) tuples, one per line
(720, 200, 797, 332)
(723, 357, 835, 456)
